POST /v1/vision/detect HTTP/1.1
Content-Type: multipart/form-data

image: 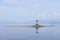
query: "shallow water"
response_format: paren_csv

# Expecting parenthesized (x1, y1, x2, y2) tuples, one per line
(0, 24, 60, 40)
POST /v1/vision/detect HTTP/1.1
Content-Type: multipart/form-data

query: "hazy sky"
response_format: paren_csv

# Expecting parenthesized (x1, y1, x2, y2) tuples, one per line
(0, 0, 60, 22)
(0, 0, 60, 40)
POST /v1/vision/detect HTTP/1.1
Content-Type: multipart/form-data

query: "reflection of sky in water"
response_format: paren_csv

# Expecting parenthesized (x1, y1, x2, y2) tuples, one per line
(0, 24, 60, 40)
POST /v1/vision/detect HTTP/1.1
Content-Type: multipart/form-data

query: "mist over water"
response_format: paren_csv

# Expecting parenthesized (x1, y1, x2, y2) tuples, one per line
(0, 23, 60, 40)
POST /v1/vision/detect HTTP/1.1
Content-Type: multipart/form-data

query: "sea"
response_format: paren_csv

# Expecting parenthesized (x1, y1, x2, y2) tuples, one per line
(0, 23, 60, 40)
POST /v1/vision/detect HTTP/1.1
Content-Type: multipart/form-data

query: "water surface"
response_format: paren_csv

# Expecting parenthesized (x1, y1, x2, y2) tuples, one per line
(0, 24, 60, 40)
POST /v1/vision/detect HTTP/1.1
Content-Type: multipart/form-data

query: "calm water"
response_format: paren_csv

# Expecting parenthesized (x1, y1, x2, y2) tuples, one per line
(0, 24, 60, 40)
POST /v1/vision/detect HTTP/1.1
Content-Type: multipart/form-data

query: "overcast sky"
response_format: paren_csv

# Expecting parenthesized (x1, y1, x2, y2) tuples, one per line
(0, 0, 60, 22)
(0, 0, 60, 40)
